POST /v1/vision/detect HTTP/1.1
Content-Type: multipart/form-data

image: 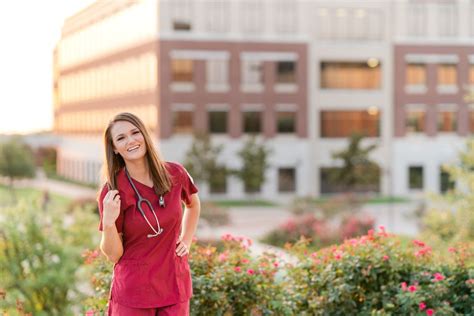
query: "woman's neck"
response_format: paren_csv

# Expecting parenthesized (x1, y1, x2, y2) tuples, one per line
(125, 159, 150, 183)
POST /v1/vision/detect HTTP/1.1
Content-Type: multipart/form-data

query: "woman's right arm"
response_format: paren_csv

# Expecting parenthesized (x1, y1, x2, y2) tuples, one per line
(99, 189, 124, 263)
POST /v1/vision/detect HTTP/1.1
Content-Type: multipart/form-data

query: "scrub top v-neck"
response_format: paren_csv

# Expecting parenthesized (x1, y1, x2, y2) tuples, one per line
(98, 162, 198, 308)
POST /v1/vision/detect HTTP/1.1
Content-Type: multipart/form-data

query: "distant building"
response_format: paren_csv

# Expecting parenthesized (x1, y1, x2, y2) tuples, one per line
(53, 0, 474, 200)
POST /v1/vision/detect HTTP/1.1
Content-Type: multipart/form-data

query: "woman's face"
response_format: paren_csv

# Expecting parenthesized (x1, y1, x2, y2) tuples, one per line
(110, 120, 147, 163)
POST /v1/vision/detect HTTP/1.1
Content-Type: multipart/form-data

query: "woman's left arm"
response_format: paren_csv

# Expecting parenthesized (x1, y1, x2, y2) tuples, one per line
(176, 193, 201, 257)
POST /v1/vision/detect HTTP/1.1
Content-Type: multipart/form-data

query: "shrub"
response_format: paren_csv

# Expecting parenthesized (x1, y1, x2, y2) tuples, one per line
(199, 201, 230, 227)
(0, 198, 98, 315)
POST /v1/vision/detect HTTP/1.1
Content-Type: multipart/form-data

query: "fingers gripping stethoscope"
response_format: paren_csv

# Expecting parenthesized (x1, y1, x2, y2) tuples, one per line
(123, 168, 165, 238)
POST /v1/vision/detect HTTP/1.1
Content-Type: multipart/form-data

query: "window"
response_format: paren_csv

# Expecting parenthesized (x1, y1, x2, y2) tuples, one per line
(406, 108, 426, 133)
(276, 61, 296, 84)
(409, 166, 423, 190)
(206, 59, 228, 90)
(241, 1, 263, 33)
(438, 3, 457, 38)
(171, 59, 193, 82)
(208, 111, 227, 134)
(242, 59, 264, 86)
(274, 0, 297, 33)
(173, 20, 191, 31)
(440, 168, 455, 193)
(437, 64, 457, 86)
(172, 111, 193, 134)
(277, 111, 296, 133)
(278, 168, 296, 192)
(320, 167, 380, 194)
(205, 1, 229, 33)
(469, 64, 474, 85)
(406, 63, 426, 86)
(243, 111, 261, 133)
(437, 109, 457, 133)
(320, 61, 381, 89)
(407, 3, 427, 37)
(469, 107, 474, 133)
(320, 110, 380, 138)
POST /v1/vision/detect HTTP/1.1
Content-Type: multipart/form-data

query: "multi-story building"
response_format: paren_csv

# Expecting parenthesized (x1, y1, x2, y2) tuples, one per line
(392, 0, 474, 196)
(53, 0, 474, 200)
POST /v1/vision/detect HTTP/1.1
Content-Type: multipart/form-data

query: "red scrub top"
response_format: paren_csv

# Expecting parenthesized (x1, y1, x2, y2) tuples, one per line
(98, 162, 198, 308)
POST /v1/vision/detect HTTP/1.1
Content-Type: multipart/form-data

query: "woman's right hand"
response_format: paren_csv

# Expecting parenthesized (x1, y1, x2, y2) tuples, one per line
(102, 190, 121, 227)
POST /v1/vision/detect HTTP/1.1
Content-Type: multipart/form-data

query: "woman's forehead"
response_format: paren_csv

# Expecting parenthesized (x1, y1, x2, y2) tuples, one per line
(111, 120, 138, 137)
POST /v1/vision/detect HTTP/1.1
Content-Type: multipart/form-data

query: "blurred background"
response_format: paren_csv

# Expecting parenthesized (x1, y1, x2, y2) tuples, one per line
(1, 0, 474, 315)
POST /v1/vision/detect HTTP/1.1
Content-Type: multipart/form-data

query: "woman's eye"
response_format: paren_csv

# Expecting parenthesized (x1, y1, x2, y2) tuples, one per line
(133, 131, 140, 134)
(117, 137, 123, 141)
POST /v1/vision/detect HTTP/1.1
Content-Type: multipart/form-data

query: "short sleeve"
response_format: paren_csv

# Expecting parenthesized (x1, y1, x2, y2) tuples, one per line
(179, 165, 198, 205)
(97, 184, 124, 233)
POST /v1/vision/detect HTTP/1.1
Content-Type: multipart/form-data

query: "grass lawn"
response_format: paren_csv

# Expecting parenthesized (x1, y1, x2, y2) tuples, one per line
(0, 184, 71, 210)
(209, 199, 278, 208)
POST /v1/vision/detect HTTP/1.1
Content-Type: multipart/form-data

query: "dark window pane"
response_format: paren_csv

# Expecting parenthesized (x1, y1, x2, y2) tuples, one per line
(409, 166, 423, 190)
(440, 169, 455, 193)
(276, 61, 296, 83)
(243, 111, 261, 133)
(173, 20, 191, 31)
(278, 168, 296, 192)
(277, 112, 296, 133)
(209, 111, 227, 134)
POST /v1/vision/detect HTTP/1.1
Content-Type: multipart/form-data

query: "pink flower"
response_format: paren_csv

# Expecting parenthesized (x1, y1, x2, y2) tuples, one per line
(85, 310, 95, 316)
(247, 269, 255, 275)
(415, 246, 432, 257)
(234, 266, 242, 273)
(382, 255, 389, 261)
(426, 309, 434, 316)
(218, 252, 228, 262)
(433, 273, 445, 282)
(221, 233, 233, 241)
(401, 282, 407, 291)
(413, 240, 426, 247)
(466, 279, 474, 285)
(368, 229, 374, 237)
(419, 302, 426, 311)
(334, 251, 343, 260)
(379, 225, 386, 232)
(241, 258, 250, 264)
(273, 261, 279, 268)
(448, 247, 456, 253)
(408, 285, 417, 292)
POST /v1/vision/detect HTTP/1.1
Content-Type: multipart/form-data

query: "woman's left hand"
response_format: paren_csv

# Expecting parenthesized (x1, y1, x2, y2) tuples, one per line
(176, 237, 192, 257)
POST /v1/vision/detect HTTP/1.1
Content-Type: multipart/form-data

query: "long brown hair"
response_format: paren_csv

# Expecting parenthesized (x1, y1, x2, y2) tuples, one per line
(100, 112, 172, 195)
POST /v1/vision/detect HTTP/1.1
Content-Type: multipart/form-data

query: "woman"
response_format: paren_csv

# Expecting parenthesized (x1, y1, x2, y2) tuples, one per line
(97, 112, 200, 315)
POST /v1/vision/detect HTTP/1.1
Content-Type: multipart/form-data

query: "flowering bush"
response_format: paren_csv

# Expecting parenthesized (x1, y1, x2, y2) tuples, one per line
(261, 213, 374, 250)
(83, 229, 473, 315)
(285, 226, 474, 315)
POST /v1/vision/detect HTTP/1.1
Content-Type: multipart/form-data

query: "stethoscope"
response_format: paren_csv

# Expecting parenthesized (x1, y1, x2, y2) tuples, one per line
(124, 167, 165, 238)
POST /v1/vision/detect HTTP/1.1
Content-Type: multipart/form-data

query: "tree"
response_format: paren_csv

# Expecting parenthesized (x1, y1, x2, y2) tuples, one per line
(0, 137, 36, 201)
(183, 133, 228, 191)
(421, 139, 474, 250)
(330, 133, 379, 192)
(233, 136, 271, 194)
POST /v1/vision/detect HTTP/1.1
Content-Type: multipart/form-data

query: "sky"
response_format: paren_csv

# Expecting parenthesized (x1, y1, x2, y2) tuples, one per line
(0, 0, 95, 135)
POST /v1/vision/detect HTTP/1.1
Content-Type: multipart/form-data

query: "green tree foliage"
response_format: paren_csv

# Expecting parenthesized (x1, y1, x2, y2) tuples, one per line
(422, 139, 474, 251)
(0, 137, 36, 201)
(0, 197, 98, 315)
(233, 136, 271, 193)
(184, 133, 228, 189)
(330, 133, 379, 191)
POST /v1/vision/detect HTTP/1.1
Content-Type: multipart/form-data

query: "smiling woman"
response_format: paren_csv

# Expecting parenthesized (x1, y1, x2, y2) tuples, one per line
(97, 112, 201, 315)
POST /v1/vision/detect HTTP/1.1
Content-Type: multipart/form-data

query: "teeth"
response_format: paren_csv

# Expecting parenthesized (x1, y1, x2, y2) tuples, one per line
(127, 145, 140, 152)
